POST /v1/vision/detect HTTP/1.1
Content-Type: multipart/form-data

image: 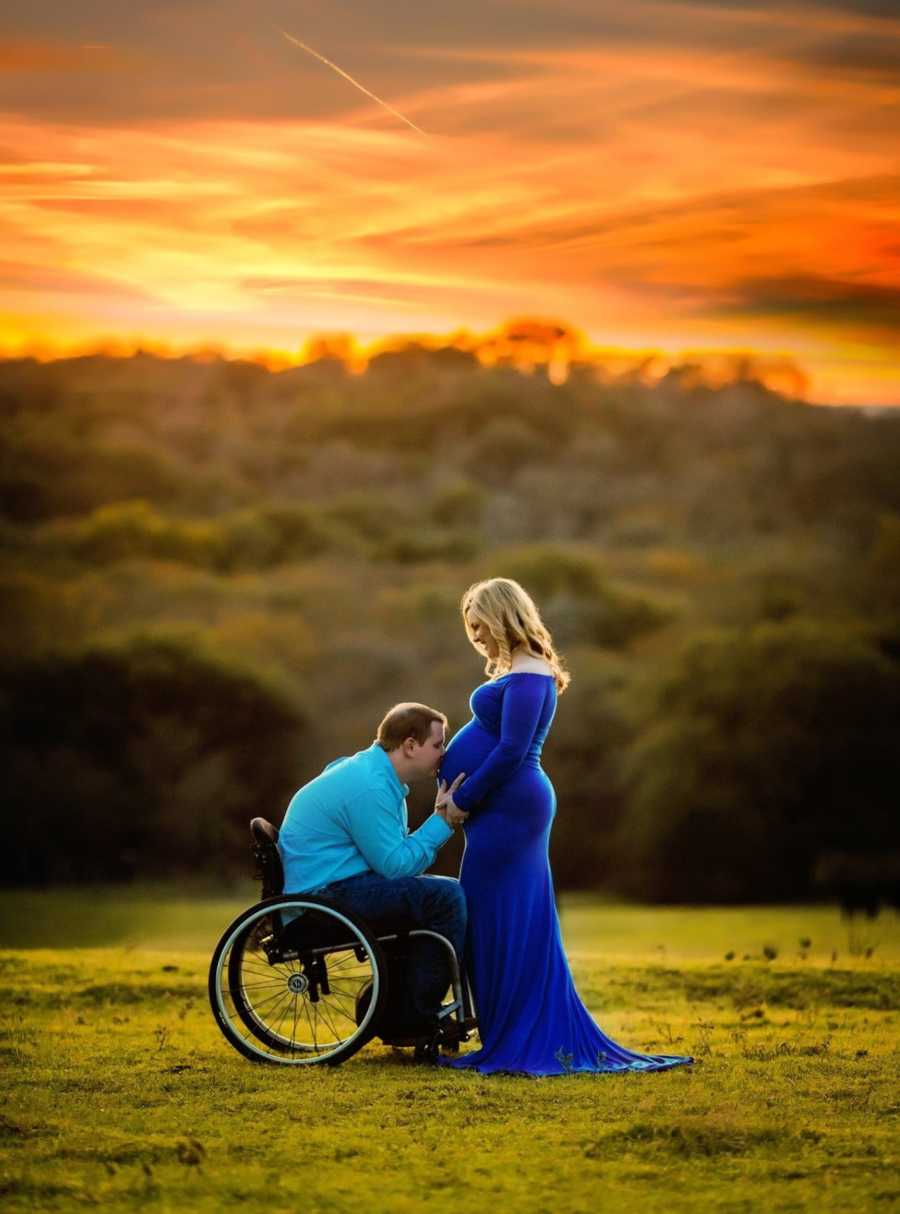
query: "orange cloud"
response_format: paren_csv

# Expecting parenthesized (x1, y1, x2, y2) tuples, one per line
(0, 37, 131, 74)
(0, 5, 897, 403)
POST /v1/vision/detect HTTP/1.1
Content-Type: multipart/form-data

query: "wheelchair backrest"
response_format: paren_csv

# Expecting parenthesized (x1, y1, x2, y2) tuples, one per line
(250, 817, 284, 899)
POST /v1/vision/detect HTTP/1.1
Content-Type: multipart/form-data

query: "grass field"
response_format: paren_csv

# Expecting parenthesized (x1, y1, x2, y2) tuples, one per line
(1, 890, 898, 1213)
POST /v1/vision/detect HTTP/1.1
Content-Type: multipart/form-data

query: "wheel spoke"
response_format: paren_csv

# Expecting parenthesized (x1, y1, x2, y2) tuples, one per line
(213, 903, 386, 1065)
(324, 987, 358, 1011)
(302, 997, 320, 1053)
(272, 990, 296, 1044)
(243, 986, 292, 1017)
(260, 988, 294, 1027)
(316, 997, 344, 1043)
(327, 972, 368, 988)
(326, 952, 369, 972)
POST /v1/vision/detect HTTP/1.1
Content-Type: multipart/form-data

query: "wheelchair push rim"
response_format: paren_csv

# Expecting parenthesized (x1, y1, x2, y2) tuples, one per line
(208, 896, 387, 1066)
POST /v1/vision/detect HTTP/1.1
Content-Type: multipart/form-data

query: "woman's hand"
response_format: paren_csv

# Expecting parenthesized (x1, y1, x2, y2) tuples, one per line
(435, 774, 468, 827)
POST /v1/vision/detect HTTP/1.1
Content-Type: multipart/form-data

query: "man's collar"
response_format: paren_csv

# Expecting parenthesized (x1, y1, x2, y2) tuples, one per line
(368, 742, 410, 795)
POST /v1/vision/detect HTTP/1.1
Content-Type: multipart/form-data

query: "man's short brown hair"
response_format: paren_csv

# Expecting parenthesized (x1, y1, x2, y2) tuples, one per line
(376, 702, 447, 751)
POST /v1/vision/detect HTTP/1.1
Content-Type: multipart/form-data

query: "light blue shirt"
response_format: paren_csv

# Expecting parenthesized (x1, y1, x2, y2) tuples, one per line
(278, 742, 454, 893)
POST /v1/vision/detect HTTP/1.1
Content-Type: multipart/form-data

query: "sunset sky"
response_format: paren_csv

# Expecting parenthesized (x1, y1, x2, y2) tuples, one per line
(1, 0, 898, 404)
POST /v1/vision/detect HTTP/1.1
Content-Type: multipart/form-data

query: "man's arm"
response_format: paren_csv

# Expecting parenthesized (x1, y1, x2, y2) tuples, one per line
(345, 786, 453, 880)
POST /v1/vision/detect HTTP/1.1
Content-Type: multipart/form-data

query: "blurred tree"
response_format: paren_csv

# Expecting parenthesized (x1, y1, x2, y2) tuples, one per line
(430, 480, 486, 529)
(324, 493, 403, 543)
(370, 524, 477, 563)
(44, 500, 223, 567)
(543, 649, 632, 887)
(614, 621, 900, 901)
(464, 417, 548, 483)
(863, 513, 900, 618)
(35, 500, 350, 572)
(0, 633, 307, 884)
(0, 430, 188, 522)
(488, 544, 670, 648)
(0, 570, 85, 659)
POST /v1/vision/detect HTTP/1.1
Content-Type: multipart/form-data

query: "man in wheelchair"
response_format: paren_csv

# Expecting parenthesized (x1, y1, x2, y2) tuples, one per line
(277, 702, 468, 1039)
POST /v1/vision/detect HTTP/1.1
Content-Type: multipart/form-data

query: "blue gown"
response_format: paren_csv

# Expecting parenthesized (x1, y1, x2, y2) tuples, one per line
(437, 671, 694, 1077)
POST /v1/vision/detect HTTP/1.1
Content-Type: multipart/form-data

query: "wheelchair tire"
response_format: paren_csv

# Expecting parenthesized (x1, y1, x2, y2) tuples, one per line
(208, 895, 388, 1066)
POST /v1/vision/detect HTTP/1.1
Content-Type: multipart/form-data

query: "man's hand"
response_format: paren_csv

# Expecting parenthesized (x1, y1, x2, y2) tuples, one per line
(435, 774, 468, 828)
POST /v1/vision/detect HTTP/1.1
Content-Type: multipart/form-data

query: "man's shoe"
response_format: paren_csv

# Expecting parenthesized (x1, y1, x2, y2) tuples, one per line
(413, 1037, 441, 1064)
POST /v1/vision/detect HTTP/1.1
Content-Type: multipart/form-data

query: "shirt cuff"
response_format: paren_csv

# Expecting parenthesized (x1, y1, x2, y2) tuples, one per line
(416, 812, 454, 848)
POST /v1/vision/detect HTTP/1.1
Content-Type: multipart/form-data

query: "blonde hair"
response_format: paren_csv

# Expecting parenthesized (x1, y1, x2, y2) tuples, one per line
(376, 702, 447, 751)
(461, 577, 570, 693)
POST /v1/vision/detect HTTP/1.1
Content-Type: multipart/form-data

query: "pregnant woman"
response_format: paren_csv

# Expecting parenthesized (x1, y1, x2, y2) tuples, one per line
(438, 577, 694, 1076)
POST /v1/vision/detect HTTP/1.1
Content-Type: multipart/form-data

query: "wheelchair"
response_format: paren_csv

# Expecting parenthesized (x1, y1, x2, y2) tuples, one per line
(208, 818, 477, 1066)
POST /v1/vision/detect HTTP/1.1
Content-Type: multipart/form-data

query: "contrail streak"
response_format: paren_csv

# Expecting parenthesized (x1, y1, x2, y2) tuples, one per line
(279, 29, 427, 136)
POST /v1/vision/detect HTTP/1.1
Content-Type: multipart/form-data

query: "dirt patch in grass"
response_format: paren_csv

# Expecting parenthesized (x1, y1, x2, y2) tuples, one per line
(594, 966, 900, 1011)
(11, 979, 205, 1010)
(599, 1121, 793, 1156)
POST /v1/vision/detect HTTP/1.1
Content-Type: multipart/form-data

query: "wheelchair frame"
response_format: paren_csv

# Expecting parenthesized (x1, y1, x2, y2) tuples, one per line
(207, 818, 477, 1066)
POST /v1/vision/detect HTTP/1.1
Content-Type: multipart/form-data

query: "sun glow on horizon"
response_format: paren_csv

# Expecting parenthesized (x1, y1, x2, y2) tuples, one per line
(0, 316, 841, 405)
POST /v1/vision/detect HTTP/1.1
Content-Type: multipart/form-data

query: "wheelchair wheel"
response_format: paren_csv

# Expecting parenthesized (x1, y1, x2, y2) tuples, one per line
(208, 896, 388, 1066)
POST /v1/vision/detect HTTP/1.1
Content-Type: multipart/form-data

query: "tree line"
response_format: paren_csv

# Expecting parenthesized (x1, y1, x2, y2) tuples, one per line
(2, 344, 899, 902)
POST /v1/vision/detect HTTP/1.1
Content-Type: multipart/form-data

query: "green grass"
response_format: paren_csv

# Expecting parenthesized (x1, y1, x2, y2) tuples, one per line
(2, 894, 898, 1213)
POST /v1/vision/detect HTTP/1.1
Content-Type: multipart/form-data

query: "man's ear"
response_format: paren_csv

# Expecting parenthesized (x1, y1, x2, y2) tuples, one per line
(403, 736, 417, 756)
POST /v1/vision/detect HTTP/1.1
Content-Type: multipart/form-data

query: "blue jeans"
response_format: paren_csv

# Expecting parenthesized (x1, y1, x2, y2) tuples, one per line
(318, 872, 467, 1023)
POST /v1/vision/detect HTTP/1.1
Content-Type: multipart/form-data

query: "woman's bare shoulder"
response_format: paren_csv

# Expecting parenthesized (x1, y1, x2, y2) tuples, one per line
(508, 656, 554, 676)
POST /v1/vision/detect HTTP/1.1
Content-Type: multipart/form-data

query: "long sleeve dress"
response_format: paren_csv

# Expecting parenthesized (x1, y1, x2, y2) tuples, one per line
(437, 671, 694, 1076)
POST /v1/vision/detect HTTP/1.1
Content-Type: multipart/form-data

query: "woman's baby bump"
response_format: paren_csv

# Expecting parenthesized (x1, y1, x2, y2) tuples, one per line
(438, 718, 496, 787)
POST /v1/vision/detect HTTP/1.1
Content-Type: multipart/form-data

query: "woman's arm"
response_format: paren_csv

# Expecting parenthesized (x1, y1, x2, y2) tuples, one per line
(452, 675, 549, 812)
